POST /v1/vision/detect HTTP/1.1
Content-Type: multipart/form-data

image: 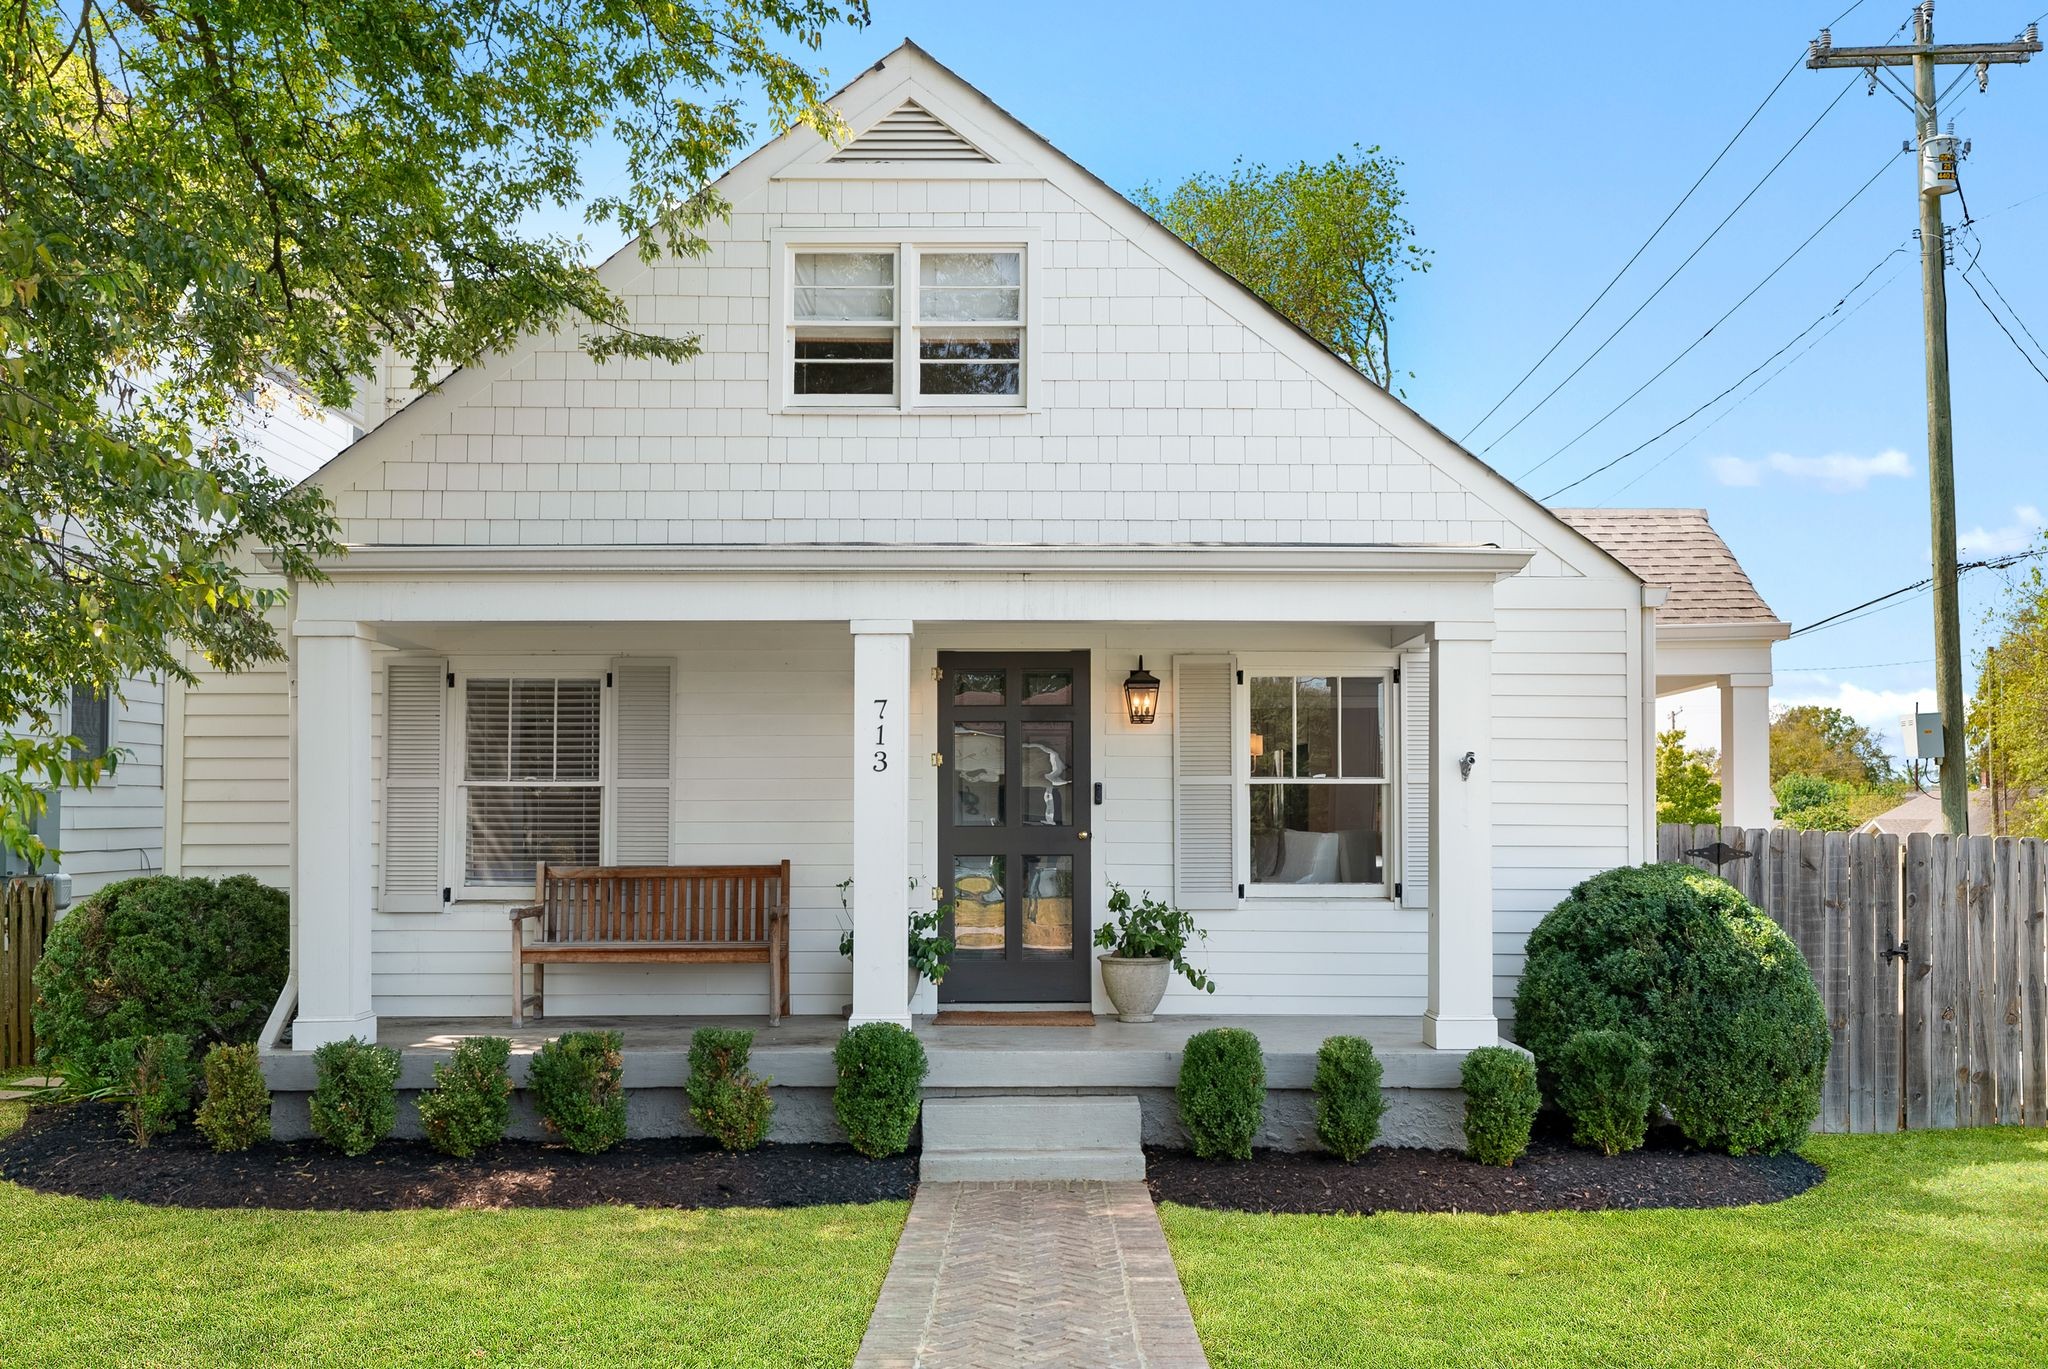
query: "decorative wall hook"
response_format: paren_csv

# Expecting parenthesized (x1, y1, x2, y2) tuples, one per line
(1459, 751, 1476, 780)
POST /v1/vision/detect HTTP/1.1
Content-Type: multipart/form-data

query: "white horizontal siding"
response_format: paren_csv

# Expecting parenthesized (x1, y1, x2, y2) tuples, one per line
(177, 658, 291, 887)
(55, 677, 167, 895)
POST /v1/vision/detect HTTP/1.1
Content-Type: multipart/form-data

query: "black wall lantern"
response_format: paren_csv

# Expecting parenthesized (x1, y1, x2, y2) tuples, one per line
(1123, 657, 1161, 725)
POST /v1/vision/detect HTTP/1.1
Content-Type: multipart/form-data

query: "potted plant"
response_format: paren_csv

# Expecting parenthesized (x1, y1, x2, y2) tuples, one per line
(1093, 882, 1213, 1022)
(838, 877, 956, 1006)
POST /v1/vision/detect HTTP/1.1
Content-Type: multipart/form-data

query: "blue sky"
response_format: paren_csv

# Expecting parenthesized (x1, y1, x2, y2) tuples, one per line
(553, 0, 2047, 761)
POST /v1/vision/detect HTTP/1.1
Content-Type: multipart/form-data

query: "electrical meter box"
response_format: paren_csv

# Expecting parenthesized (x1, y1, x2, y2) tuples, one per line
(1912, 710, 1946, 760)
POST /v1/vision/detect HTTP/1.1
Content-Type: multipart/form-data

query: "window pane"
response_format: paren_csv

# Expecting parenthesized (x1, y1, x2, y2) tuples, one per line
(1338, 676, 1385, 778)
(954, 721, 1005, 826)
(920, 288, 1021, 322)
(920, 252, 1021, 288)
(795, 253, 894, 323)
(466, 787, 601, 884)
(555, 679, 602, 781)
(465, 679, 509, 780)
(1022, 670, 1072, 704)
(920, 253, 1021, 322)
(1248, 676, 1291, 777)
(920, 330, 1021, 397)
(797, 252, 894, 287)
(1022, 855, 1074, 958)
(1295, 676, 1337, 777)
(69, 684, 109, 758)
(1248, 784, 1384, 886)
(794, 334, 894, 395)
(1021, 721, 1074, 827)
(952, 669, 1005, 705)
(952, 855, 1006, 958)
(920, 361, 1021, 396)
(794, 287, 895, 321)
(508, 679, 557, 780)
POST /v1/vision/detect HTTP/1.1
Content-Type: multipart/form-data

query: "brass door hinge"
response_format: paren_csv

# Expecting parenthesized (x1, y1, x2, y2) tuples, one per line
(930, 751, 945, 767)
(930, 666, 944, 682)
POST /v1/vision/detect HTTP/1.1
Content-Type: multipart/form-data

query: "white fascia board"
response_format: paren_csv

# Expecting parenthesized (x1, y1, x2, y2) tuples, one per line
(1655, 619, 1792, 645)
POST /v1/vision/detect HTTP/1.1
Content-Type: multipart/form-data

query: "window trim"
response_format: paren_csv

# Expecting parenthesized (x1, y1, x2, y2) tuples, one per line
(443, 659, 611, 902)
(1233, 655, 1401, 902)
(770, 228, 1041, 414)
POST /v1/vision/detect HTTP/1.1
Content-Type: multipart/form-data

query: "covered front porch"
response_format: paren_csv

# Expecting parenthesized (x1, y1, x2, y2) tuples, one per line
(273, 542, 1544, 1060)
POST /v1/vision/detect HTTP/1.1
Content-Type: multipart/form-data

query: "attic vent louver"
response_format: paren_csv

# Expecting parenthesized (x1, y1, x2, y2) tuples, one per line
(831, 102, 991, 162)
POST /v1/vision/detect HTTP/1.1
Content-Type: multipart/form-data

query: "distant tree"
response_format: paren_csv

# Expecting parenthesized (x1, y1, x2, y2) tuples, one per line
(1132, 147, 1429, 390)
(1769, 706, 1892, 787)
(0, 0, 868, 864)
(1969, 539, 2048, 836)
(1656, 729, 1721, 826)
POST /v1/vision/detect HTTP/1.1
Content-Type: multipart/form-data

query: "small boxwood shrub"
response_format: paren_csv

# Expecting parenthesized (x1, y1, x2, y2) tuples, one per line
(687, 1027, 774, 1152)
(528, 1030, 626, 1154)
(1514, 863, 1829, 1154)
(832, 1022, 927, 1158)
(32, 875, 289, 1085)
(1313, 1035, 1386, 1162)
(194, 1042, 271, 1152)
(106, 1033, 194, 1148)
(1462, 1046, 1540, 1167)
(1556, 1028, 1653, 1157)
(1177, 1027, 1264, 1160)
(416, 1036, 513, 1158)
(309, 1037, 401, 1156)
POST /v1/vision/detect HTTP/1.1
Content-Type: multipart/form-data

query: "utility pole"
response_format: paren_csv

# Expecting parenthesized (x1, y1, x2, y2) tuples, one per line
(1808, 3, 2041, 835)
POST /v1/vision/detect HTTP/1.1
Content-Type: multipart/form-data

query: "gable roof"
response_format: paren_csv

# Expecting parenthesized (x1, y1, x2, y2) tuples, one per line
(1552, 508, 1779, 624)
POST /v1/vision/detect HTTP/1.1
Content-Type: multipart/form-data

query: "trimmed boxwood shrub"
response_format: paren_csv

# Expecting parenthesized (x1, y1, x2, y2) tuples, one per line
(1462, 1046, 1539, 1167)
(529, 1030, 627, 1154)
(687, 1027, 774, 1152)
(106, 1033, 194, 1148)
(832, 1022, 927, 1158)
(32, 875, 289, 1085)
(1556, 1028, 1654, 1157)
(1313, 1035, 1386, 1162)
(1178, 1027, 1264, 1160)
(195, 1042, 272, 1152)
(1514, 863, 1829, 1155)
(416, 1036, 513, 1158)
(310, 1037, 401, 1156)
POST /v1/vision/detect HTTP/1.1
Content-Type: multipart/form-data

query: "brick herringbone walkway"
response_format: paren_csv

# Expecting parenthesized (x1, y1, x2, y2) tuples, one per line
(853, 1180, 1209, 1369)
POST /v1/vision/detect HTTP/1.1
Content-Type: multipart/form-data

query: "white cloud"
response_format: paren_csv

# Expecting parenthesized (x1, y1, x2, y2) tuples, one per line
(1708, 449, 1913, 493)
(1769, 679, 1950, 761)
(1958, 504, 2045, 557)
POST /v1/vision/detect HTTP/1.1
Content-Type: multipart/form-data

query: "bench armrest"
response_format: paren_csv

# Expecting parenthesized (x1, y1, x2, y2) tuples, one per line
(509, 904, 543, 924)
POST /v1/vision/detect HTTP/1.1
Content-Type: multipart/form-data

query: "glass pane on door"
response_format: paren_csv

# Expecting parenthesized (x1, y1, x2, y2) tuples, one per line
(952, 855, 1006, 957)
(953, 721, 1005, 825)
(1021, 855, 1074, 958)
(1020, 721, 1074, 826)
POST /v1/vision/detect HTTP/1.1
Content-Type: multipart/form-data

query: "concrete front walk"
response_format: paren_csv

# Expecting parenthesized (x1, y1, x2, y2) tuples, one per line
(854, 1180, 1208, 1369)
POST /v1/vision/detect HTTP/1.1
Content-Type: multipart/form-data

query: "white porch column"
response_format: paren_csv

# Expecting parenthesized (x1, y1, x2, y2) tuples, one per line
(292, 622, 377, 1049)
(1719, 674, 1774, 828)
(1425, 626, 1499, 1050)
(849, 620, 913, 1028)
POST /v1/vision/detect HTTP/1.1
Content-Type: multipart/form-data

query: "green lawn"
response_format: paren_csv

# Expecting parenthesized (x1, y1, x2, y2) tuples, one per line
(1162, 1128, 2048, 1369)
(0, 1101, 904, 1368)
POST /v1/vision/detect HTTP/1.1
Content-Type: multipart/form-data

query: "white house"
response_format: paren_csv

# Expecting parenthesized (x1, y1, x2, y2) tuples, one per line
(161, 43, 1677, 1073)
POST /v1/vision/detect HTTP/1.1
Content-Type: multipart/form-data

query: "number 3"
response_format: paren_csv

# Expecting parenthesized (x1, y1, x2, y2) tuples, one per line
(873, 750, 888, 772)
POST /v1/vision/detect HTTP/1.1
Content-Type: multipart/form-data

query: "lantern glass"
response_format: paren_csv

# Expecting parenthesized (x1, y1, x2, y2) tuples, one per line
(1123, 660, 1161, 726)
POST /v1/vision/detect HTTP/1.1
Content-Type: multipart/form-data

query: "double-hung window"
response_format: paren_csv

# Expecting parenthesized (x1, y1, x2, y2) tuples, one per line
(460, 677, 602, 888)
(1245, 672, 1391, 890)
(786, 243, 1027, 409)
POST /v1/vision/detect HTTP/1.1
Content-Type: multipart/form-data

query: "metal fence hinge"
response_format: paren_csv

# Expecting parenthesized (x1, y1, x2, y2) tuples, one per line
(1882, 941, 1911, 964)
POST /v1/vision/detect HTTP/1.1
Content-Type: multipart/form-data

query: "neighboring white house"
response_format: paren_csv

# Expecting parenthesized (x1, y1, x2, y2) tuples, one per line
(162, 42, 1690, 1053)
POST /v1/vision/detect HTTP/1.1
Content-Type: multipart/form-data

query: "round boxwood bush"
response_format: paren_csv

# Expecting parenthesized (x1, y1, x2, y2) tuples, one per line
(529, 1030, 627, 1154)
(833, 1022, 928, 1158)
(1514, 863, 1829, 1155)
(1177, 1027, 1264, 1160)
(1554, 1028, 1653, 1157)
(416, 1036, 513, 1159)
(309, 1037, 401, 1157)
(195, 1042, 273, 1153)
(32, 875, 289, 1085)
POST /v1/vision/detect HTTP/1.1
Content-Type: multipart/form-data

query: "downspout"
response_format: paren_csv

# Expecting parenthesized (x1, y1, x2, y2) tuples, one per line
(1638, 585, 1668, 861)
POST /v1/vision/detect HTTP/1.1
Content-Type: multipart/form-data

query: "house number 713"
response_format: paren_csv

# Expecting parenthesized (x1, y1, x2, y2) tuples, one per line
(873, 698, 888, 771)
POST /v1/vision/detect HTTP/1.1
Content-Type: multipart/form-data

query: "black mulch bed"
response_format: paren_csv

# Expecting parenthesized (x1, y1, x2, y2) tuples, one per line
(0, 1104, 915, 1212)
(1147, 1122, 1823, 1216)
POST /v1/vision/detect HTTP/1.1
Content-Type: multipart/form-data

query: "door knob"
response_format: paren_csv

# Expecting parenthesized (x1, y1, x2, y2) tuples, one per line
(1078, 830, 1090, 840)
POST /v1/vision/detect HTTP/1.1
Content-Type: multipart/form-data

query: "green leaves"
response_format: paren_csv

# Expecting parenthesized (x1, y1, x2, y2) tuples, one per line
(1656, 728, 1722, 826)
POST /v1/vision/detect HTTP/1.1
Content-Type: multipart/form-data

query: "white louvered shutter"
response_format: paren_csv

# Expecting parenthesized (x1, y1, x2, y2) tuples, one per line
(1173, 655, 1239, 910)
(1399, 650, 1431, 910)
(382, 659, 447, 912)
(608, 659, 674, 864)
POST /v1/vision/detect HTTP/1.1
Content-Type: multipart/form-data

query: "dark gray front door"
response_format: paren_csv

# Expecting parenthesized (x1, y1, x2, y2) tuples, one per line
(936, 652, 1091, 1003)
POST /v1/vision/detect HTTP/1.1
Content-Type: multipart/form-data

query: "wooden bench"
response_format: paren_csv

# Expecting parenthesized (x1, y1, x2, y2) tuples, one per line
(510, 861, 792, 1026)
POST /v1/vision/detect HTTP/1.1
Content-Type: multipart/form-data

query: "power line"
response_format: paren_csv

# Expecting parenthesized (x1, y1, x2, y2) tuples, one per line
(1475, 74, 1866, 457)
(1960, 267, 2048, 385)
(1960, 231, 2048, 362)
(1534, 153, 1904, 499)
(1788, 546, 2048, 639)
(1780, 657, 1936, 672)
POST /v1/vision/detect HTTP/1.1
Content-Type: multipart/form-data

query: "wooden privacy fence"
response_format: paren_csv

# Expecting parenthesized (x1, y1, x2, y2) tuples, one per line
(2, 877, 55, 1071)
(1658, 825, 2048, 1133)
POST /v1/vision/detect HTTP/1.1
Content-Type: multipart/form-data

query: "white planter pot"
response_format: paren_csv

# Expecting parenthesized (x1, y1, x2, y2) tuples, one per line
(909, 966, 922, 1006)
(1098, 955, 1172, 1023)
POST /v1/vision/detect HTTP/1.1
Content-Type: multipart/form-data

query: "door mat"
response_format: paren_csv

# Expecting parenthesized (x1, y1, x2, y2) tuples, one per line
(931, 1010, 1097, 1027)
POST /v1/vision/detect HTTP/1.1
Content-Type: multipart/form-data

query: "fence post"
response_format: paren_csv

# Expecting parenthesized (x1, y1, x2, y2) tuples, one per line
(2, 877, 55, 1071)
(1995, 839, 2025, 1126)
(2025, 839, 2047, 1127)
(1963, 838, 1998, 1126)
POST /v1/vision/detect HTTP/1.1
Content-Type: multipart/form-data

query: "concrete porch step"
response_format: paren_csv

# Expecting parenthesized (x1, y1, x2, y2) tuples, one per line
(919, 1095, 1144, 1182)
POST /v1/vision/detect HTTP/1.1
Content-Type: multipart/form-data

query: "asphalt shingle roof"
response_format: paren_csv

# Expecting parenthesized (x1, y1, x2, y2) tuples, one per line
(1553, 507, 1781, 625)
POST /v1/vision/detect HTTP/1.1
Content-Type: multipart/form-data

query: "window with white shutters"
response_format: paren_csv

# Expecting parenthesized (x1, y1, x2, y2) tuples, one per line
(1244, 671, 1391, 891)
(459, 676, 602, 887)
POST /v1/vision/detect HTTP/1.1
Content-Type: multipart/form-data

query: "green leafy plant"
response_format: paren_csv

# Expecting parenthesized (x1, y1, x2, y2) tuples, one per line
(1313, 1035, 1386, 1162)
(1555, 1029, 1653, 1157)
(1656, 728, 1722, 826)
(309, 1037, 401, 1157)
(687, 1028, 775, 1152)
(836, 878, 955, 985)
(832, 1022, 928, 1158)
(105, 1033, 194, 1148)
(528, 1031, 627, 1154)
(1462, 1046, 1540, 1167)
(31, 875, 289, 1085)
(1514, 863, 1829, 1155)
(1177, 1027, 1264, 1160)
(194, 1042, 271, 1152)
(1092, 883, 1213, 993)
(416, 1036, 514, 1159)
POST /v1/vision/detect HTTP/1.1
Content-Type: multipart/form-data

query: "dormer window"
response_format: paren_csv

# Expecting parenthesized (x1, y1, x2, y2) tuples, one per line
(781, 239, 1029, 410)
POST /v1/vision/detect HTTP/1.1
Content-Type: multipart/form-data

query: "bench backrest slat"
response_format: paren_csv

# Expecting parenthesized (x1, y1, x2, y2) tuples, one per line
(534, 862, 789, 947)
